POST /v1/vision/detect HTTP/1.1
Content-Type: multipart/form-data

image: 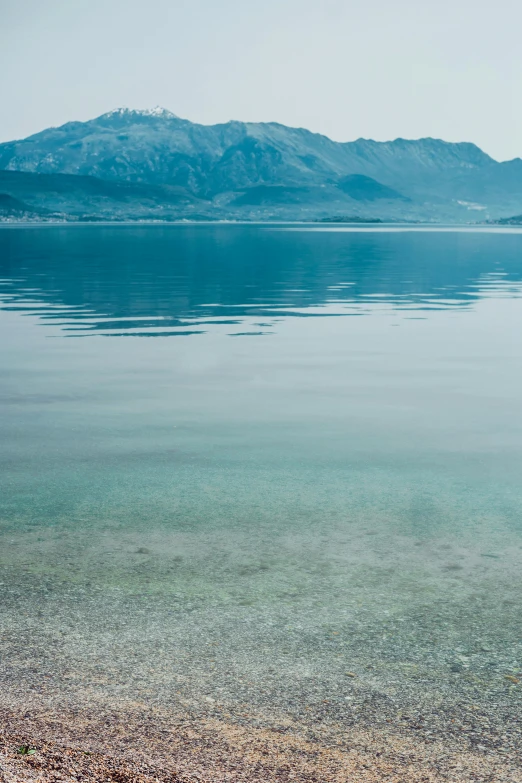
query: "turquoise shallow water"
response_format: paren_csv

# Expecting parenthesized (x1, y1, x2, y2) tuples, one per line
(0, 224, 521, 752)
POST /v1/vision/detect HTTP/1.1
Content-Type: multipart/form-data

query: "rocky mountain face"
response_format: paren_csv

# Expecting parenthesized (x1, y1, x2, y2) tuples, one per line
(1, 108, 521, 221)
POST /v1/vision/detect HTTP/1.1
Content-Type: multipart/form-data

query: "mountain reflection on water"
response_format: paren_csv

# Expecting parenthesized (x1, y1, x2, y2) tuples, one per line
(1, 224, 522, 336)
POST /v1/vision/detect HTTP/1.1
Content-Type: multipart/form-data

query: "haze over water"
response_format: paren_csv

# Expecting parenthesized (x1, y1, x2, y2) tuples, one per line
(0, 225, 521, 766)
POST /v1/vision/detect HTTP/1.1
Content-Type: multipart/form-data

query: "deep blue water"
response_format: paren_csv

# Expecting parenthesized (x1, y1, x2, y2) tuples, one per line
(0, 224, 521, 737)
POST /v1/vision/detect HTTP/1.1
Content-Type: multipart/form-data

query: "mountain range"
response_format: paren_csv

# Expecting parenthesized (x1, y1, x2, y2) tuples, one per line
(1, 107, 522, 222)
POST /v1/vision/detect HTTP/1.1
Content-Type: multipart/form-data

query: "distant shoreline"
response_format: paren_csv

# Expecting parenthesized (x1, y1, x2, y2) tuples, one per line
(1, 218, 522, 229)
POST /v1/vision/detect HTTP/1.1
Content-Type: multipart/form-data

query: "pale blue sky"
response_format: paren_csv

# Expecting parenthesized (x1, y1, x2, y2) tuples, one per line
(2, 0, 521, 160)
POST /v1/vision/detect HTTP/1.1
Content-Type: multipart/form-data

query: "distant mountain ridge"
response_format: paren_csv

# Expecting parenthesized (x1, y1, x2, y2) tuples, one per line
(1, 108, 522, 221)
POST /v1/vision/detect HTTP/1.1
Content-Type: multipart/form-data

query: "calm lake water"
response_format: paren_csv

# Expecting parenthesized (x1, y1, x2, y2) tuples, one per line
(0, 224, 521, 753)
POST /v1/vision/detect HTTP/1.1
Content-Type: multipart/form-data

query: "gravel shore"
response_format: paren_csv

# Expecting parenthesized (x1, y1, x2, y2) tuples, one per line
(1, 701, 521, 783)
(1, 533, 521, 782)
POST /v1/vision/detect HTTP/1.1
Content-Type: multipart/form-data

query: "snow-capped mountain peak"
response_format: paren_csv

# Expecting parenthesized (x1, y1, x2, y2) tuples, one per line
(101, 106, 179, 120)
(138, 106, 179, 118)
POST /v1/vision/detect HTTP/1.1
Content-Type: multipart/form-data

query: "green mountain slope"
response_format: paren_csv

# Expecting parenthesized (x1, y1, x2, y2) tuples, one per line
(0, 170, 204, 221)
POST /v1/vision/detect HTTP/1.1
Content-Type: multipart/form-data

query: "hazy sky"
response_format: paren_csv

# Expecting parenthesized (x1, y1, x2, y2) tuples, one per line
(2, 0, 521, 160)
